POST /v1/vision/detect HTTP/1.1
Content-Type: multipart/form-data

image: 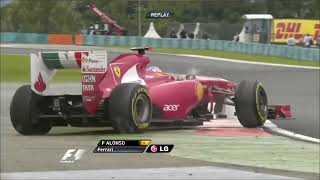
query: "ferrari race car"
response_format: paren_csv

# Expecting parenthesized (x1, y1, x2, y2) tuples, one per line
(10, 47, 292, 135)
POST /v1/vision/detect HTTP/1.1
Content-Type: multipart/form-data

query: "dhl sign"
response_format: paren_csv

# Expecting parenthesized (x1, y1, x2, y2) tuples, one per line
(272, 19, 320, 44)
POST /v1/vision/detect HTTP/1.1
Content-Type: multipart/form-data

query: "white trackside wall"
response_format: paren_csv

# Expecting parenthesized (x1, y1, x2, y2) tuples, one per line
(30, 51, 108, 95)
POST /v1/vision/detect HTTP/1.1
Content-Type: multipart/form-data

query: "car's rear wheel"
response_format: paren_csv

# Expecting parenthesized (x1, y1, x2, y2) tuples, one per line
(108, 83, 152, 133)
(235, 80, 268, 128)
(10, 85, 52, 135)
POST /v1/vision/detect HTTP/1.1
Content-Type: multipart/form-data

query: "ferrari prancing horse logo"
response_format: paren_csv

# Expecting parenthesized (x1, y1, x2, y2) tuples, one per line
(113, 66, 121, 78)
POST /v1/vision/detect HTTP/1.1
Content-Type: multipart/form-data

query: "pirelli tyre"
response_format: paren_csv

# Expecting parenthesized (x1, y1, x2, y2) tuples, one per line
(108, 83, 152, 133)
(235, 80, 268, 128)
(10, 85, 52, 135)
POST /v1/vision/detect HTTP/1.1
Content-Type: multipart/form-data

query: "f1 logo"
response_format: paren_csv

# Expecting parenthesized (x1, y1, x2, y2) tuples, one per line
(60, 149, 86, 163)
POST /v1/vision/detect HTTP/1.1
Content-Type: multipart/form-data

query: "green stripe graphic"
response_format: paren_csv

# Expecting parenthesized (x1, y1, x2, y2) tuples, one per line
(41, 52, 64, 69)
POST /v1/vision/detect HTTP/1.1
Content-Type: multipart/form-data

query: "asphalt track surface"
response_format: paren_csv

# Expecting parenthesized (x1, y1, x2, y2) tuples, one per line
(2, 84, 309, 179)
(0, 44, 319, 179)
(1, 45, 319, 138)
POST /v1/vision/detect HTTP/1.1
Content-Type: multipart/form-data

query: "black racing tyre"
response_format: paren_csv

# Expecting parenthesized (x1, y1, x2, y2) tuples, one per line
(108, 83, 152, 133)
(10, 85, 52, 135)
(235, 80, 268, 128)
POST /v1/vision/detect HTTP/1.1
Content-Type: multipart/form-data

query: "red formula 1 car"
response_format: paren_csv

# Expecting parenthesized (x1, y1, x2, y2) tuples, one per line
(10, 47, 292, 135)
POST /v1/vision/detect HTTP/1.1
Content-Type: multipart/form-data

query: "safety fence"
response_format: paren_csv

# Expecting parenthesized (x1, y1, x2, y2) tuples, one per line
(1, 32, 319, 61)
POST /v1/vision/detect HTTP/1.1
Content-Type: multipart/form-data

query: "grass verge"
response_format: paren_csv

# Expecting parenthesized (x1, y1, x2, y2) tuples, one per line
(107, 45, 320, 67)
(152, 48, 320, 67)
(0, 54, 80, 82)
(49, 127, 320, 174)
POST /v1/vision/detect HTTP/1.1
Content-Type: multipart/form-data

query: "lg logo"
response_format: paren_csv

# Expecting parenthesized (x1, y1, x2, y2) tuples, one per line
(146, 144, 174, 153)
(163, 105, 180, 111)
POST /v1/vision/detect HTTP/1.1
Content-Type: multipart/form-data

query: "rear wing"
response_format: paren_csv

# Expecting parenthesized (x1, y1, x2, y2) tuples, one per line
(31, 51, 108, 95)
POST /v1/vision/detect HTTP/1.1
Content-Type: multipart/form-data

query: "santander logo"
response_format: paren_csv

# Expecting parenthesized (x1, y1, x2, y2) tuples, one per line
(34, 72, 46, 92)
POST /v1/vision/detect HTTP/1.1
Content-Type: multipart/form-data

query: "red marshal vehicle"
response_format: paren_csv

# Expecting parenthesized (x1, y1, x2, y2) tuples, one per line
(10, 47, 292, 135)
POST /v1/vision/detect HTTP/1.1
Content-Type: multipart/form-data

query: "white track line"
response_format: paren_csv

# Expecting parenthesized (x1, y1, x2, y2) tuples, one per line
(0, 166, 295, 179)
(264, 120, 320, 144)
(210, 103, 320, 144)
(0, 44, 16, 47)
(160, 53, 320, 70)
(2, 43, 319, 69)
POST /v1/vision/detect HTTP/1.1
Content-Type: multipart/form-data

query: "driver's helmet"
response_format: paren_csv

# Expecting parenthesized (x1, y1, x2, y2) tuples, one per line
(147, 66, 162, 72)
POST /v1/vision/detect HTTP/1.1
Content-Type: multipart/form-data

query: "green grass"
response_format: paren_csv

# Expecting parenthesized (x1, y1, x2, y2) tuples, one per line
(0, 54, 80, 82)
(108, 45, 320, 67)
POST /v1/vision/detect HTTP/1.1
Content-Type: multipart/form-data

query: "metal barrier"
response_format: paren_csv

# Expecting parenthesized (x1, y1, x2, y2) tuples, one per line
(1, 32, 319, 61)
(0, 32, 48, 44)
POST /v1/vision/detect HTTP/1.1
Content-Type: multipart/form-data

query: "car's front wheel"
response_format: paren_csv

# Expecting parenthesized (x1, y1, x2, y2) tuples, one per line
(235, 80, 268, 128)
